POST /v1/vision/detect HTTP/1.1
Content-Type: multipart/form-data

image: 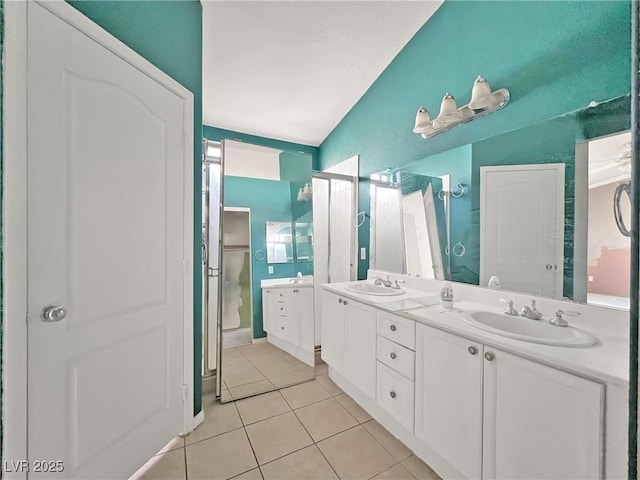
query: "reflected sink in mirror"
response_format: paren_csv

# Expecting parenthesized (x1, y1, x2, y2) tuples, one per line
(345, 282, 405, 296)
(461, 311, 597, 347)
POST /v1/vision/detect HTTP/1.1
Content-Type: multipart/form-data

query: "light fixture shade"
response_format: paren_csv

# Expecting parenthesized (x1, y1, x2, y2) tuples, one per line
(435, 93, 460, 125)
(412, 107, 432, 133)
(469, 75, 493, 110)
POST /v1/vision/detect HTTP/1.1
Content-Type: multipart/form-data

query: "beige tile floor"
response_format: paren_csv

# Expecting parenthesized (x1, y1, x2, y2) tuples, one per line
(221, 343, 314, 402)
(138, 365, 441, 480)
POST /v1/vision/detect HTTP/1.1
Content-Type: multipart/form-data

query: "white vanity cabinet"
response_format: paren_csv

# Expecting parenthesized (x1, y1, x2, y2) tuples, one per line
(262, 284, 314, 365)
(321, 290, 377, 398)
(415, 323, 603, 479)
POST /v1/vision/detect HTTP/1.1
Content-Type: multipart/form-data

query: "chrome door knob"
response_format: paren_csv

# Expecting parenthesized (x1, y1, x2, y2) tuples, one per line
(468, 346, 477, 355)
(390, 325, 397, 331)
(390, 352, 397, 359)
(41, 305, 67, 322)
(484, 352, 494, 361)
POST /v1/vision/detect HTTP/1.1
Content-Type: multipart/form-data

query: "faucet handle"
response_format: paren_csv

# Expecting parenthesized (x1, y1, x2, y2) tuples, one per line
(500, 299, 518, 316)
(550, 309, 569, 327)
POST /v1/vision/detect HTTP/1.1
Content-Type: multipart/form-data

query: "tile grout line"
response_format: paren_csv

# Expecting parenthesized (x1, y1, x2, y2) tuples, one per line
(232, 400, 263, 478)
(288, 401, 343, 479)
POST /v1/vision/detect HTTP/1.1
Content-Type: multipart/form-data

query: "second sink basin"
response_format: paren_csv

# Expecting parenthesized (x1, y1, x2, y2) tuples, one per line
(344, 282, 404, 296)
(461, 311, 597, 347)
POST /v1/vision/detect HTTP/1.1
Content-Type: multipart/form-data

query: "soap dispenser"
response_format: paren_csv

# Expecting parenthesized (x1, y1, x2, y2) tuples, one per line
(440, 281, 454, 309)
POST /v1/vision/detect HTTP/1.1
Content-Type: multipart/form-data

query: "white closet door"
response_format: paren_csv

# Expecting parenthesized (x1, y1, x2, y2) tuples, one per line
(480, 164, 565, 297)
(27, 2, 189, 478)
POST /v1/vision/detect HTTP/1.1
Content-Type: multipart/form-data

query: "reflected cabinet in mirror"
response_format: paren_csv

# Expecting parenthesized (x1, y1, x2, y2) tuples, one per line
(371, 95, 631, 310)
(216, 140, 315, 402)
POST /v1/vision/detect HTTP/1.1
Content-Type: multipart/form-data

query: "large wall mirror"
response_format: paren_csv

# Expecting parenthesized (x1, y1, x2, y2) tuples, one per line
(370, 95, 631, 310)
(215, 140, 315, 402)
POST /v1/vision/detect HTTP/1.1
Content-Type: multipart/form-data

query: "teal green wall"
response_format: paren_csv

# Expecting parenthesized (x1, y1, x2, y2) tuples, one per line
(318, 0, 631, 279)
(67, 1, 204, 414)
(203, 125, 319, 170)
(224, 176, 300, 338)
(280, 150, 313, 230)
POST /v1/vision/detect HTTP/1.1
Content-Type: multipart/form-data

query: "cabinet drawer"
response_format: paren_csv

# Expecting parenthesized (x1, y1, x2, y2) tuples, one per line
(377, 362, 414, 432)
(276, 303, 287, 316)
(276, 290, 287, 303)
(377, 336, 415, 380)
(377, 311, 416, 350)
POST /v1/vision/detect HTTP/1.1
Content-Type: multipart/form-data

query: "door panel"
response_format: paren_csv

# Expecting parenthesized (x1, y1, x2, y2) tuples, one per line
(27, 3, 186, 478)
(482, 348, 603, 479)
(480, 165, 564, 297)
(320, 290, 344, 370)
(414, 324, 483, 479)
(343, 300, 376, 398)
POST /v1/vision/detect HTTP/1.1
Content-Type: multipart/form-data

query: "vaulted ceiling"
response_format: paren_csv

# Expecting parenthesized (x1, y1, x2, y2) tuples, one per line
(202, 1, 444, 146)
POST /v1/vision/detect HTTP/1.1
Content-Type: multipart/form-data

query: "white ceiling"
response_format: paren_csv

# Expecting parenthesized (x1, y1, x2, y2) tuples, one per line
(202, 1, 444, 146)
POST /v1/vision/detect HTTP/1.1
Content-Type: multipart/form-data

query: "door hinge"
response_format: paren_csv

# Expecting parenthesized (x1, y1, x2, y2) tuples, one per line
(182, 384, 188, 403)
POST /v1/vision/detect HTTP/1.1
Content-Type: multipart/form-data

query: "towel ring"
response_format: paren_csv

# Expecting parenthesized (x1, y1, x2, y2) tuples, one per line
(254, 249, 265, 261)
(452, 242, 466, 257)
(354, 211, 373, 228)
(451, 183, 465, 198)
(437, 189, 446, 201)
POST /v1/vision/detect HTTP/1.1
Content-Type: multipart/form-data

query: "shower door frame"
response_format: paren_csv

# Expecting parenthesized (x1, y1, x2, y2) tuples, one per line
(313, 171, 359, 283)
(202, 140, 223, 380)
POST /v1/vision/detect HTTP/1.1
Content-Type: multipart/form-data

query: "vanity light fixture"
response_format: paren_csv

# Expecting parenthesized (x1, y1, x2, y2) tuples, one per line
(297, 182, 312, 202)
(413, 75, 510, 139)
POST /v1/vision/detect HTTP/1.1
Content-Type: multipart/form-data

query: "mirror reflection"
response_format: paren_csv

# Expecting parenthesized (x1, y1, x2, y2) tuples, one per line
(217, 140, 315, 402)
(371, 95, 630, 309)
(266, 221, 293, 264)
(294, 221, 314, 263)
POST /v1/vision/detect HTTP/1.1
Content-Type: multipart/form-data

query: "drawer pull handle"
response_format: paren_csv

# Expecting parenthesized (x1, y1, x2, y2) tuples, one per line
(390, 352, 397, 359)
(468, 346, 477, 355)
(389, 391, 396, 399)
(343, 300, 348, 306)
(484, 352, 494, 361)
(338, 298, 343, 304)
(390, 325, 397, 332)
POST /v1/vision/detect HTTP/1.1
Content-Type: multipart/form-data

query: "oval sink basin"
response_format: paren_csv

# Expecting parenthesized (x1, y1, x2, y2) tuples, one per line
(344, 282, 404, 296)
(461, 311, 597, 347)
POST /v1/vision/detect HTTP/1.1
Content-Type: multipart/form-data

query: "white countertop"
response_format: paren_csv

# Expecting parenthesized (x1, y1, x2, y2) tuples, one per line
(322, 280, 630, 388)
(261, 275, 314, 289)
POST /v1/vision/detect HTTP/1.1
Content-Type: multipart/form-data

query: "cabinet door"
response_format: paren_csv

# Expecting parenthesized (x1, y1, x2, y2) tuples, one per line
(320, 290, 345, 371)
(343, 299, 377, 398)
(262, 289, 273, 334)
(414, 324, 483, 479)
(298, 288, 315, 351)
(482, 348, 603, 479)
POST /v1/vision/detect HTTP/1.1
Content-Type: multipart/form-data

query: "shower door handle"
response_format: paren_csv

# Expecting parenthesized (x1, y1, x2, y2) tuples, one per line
(202, 243, 208, 266)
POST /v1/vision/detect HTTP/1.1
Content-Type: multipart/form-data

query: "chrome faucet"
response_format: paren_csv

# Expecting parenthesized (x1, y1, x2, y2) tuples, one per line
(501, 299, 518, 316)
(521, 300, 543, 320)
(374, 275, 393, 287)
(549, 309, 569, 327)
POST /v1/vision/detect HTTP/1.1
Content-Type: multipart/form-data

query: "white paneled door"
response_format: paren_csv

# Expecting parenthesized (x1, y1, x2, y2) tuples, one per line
(480, 164, 565, 298)
(26, 2, 191, 478)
